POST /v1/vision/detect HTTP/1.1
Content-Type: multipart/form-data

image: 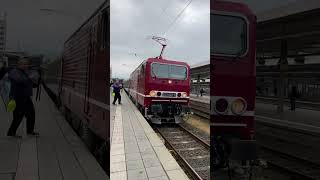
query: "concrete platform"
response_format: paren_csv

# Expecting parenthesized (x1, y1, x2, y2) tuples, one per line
(0, 88, 108, 180)
(190, 94, 209, 101)
(110, 92, 189, 180)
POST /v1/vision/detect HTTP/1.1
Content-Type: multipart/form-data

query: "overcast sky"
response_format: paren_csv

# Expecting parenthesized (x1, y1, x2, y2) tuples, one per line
(111, 0, 210, 79)
(0, 0, 104, 60)
(1, 0, 309, 68)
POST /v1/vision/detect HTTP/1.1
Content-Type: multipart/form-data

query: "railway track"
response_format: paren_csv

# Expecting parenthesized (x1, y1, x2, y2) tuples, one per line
(258, 146, 320, 180)
(255, 119, 320, 180)
(189, 99, 210, 119)
(154, 124, 210, 180)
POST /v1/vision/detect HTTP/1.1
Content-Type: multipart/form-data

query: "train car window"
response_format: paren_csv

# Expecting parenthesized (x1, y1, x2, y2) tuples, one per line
(211, 14, 247, 56)
(151, 63, 187, 80)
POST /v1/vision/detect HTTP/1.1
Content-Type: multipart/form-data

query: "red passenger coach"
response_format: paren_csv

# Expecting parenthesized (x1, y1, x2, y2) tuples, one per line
(211, 0, 257, 166)
(128, 57, 190, 124)
(58, 1, 110, 174)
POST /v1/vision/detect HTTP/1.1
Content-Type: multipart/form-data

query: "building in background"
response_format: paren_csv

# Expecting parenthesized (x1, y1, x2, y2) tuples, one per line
(0, 13, 7, 64)
(3, 51, 43, 69)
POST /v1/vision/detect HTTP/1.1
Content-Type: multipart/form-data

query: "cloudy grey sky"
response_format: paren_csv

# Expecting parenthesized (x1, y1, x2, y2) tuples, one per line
(0, 0, 104, 60)
(111, 0, 210, 79)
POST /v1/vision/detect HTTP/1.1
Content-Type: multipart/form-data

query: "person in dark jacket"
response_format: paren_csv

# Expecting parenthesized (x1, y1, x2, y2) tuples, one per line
(112, 81, 121, 105)
(200, 88, 204, 96)
(0, 62, 8, 80)
(289, 86, 297, 111)
(7, 58, 39, 137)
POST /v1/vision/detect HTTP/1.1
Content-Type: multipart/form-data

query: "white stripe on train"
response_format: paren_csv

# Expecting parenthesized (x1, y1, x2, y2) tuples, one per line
(62, 87, 110, 110)
(128, 88, 190, 99)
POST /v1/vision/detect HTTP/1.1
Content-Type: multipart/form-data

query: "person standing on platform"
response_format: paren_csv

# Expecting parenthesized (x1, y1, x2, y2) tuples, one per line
(0, 62, 9, 80)
(112, 81, 121, 105)
(200, 88, 204, 97)
(289, 86, 297, 111)
(7, 58, 39, 137)
(119, 83, 123, 93)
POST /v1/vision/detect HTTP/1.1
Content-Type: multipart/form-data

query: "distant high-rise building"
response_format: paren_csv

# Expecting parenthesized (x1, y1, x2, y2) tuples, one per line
(0, 13, 7, 62)
(110, 65, 112, 80)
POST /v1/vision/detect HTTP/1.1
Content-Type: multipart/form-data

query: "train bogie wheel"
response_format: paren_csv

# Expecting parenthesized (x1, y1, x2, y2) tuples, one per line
(211, 136, 230, 169)
(79, 122, 95, 152)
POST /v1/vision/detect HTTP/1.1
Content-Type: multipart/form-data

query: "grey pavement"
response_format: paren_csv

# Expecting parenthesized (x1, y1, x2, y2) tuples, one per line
(0, 88, 108, 180)
(110, 92, 189, 180)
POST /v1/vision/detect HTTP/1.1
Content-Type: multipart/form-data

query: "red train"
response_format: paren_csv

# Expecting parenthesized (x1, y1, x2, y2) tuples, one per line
(57, 1, 110, 174)
(128, 57, 191, 124)
(211, 0, 257, 167)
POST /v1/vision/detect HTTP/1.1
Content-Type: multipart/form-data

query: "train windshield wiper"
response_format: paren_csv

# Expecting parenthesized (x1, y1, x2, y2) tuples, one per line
(151, 70, 157, 78)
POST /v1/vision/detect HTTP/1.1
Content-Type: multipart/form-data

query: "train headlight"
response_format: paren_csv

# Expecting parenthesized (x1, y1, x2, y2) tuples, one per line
(181, 92, 187, 98)
(215, 98, 228, 114)
(231, 98, 247, 115)
(177, 93, 181, 97)
(149, 90, 156, 97)
(157, 92, 161, 96)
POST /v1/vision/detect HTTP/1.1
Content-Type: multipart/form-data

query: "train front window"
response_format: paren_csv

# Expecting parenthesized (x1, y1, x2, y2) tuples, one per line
(151, 63, 187, 80)
(211, 14, 247, 56)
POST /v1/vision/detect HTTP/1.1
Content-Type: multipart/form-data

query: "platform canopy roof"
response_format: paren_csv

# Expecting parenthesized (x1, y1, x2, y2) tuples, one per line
(190, 60, 210, 79)
(256, 0, 320, 60)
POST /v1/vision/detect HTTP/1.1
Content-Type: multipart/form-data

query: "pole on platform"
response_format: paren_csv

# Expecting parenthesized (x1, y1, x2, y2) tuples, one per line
(277, 39, 288, 113)
(197, 74, 200, 97)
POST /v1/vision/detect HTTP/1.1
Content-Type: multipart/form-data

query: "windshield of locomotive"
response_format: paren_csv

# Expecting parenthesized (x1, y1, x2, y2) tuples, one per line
(211, 14, 247, 56)
(151, 63, 187, 80)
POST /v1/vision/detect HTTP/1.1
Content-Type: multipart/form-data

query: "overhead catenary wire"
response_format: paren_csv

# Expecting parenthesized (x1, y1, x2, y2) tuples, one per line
(160, 0, 172, 17)
(163, 0, 192, 36)
(135, 0, 192, 61)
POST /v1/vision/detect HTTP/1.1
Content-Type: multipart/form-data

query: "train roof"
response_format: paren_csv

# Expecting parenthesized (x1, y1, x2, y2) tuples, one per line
(64, 0, 109, 44)
(212, 0, 255, 20)
(145, 57, 190, 67)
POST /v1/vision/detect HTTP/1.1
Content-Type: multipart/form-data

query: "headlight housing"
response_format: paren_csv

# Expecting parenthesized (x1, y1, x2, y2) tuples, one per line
(215, 98, 228, 114)
(231, 98, 247, 115)
(149, 90, 156, 97)
(181, 92, 187, 98)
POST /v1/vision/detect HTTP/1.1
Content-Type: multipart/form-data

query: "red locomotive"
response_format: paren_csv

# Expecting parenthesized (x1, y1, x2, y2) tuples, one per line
(128, 37, 191, 124)
(211, 0, 257, 167)
(57, 1, 110, 174)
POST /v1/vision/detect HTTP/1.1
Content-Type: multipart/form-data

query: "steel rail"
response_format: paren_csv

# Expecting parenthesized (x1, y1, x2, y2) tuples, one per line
(154, 126, 205, 180)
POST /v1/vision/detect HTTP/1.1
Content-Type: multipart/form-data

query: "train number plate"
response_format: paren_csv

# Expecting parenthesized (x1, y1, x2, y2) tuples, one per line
(162, 92, 176, 97)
